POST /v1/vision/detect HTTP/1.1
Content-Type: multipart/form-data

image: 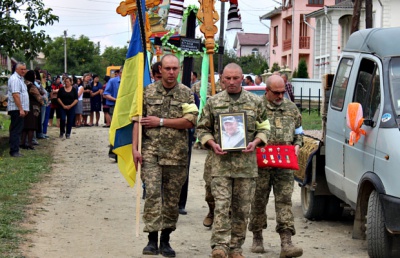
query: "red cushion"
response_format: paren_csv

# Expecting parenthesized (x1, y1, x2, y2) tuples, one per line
(256, 145, 299, 170)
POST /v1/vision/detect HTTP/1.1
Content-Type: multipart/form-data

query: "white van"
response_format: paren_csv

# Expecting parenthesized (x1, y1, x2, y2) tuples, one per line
(297, 27, 400, 257)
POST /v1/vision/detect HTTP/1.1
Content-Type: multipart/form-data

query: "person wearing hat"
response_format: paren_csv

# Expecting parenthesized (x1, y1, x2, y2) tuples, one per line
(197, 63, 270, 258)
(221, 116, 245, 149)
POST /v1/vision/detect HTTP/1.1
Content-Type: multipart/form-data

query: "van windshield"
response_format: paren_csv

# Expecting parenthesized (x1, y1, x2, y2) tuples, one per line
(389, 57, 400, 116)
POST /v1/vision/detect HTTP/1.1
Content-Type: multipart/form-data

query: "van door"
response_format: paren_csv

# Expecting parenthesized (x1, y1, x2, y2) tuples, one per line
(343, 56, 382, 205)
(325, 56, 356, 202)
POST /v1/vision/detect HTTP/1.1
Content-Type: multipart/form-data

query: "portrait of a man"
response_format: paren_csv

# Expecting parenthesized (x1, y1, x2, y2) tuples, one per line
(220, 115, 246, 150)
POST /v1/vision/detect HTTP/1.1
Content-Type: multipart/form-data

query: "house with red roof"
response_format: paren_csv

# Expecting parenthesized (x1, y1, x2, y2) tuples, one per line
(232, 32, 269, 59)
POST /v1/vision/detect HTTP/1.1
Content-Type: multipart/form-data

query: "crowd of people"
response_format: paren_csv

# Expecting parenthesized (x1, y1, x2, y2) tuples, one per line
(6, 63, 117, 157)
(7, 56, 302, 258)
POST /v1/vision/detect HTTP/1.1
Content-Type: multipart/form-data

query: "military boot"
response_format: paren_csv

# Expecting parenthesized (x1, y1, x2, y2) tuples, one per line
(203, 201, 215, 227)
(251, 230, 265, 253)
(211, 248, 227, 258)
(229, 251, 245, 258)
(160, 228, 176, 257)
(142, 231, 159, 255)
(279, 229, 303, 258)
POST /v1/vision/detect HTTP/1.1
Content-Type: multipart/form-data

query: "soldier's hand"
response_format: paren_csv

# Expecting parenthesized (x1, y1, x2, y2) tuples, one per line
(207, 139, 227, 155)
(242, 141, 257, 153)
(140, 116, 159, 128)
(295, 145, 300, 156)
(132, 149, 142, 170)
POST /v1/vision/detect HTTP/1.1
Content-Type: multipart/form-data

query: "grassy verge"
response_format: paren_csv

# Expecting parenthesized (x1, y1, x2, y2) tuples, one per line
(0, 113, 53, 257)
(301, 109, 322, 130)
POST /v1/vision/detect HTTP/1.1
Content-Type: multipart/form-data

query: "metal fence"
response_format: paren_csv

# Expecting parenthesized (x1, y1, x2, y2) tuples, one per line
(292, 78, 323, 115)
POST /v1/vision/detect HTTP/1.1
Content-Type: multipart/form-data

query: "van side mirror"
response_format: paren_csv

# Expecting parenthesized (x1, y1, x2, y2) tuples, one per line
(363, 119, 374, 127)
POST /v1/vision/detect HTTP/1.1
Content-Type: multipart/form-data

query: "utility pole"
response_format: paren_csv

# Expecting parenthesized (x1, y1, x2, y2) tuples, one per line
(64, 30, 67, 74)
(27, 8, 34, 69)
(218, 0, 226, 73)
(6, 7, 11, 74)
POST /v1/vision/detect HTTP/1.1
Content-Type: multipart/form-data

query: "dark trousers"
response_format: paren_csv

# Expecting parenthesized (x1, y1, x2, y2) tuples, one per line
(60, 107, 75, 136)
(179, 128, 195, 209)
(8, 110, 24, 155)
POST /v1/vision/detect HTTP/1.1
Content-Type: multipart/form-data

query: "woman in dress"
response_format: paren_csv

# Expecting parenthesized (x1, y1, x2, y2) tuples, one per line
(81, 74, 92, 126)
(58, 77, 78, 139)
(21, 70, 44, 149)
(90, 74, 102, 126)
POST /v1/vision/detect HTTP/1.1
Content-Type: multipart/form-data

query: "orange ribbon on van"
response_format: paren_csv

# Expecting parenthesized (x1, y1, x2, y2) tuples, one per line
(346, 103, 366, 146)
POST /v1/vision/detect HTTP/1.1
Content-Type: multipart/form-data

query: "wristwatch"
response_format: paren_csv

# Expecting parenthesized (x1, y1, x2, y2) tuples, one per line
(159, 118, 164, 127)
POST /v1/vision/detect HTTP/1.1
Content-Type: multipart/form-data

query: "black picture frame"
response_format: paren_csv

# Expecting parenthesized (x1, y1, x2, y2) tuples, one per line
(219, 112, 247, 151)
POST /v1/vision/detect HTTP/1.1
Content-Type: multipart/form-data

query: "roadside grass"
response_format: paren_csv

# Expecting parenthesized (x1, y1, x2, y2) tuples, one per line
(0, 113, 53, 258)
(301, 109, 322, 130)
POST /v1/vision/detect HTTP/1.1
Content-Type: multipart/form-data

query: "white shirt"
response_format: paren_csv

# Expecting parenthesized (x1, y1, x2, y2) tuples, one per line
(7, 72, 29, 111)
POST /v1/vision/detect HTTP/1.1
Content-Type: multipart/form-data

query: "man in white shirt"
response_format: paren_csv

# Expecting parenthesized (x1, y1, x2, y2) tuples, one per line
(7, 63, 29, 157)
(255, 75, 266, 86)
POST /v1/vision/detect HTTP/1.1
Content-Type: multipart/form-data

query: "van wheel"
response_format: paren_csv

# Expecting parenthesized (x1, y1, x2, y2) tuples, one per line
(367, 190, 392, 258)
(324, 196, 343, 220)
(301, 186, 325, 220)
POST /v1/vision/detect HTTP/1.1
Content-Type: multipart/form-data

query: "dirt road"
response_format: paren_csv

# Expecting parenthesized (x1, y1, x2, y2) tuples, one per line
(21, 124, 368, 258)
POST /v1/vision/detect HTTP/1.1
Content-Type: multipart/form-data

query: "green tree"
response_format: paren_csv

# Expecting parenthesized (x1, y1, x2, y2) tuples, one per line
(270, 62, 281, 73)
(102, 46, 128, 67)
(192, 51, 268, 77)
(0, 0, 58, 61)
(42, 35, 103, 77)
(292, 68, 298, 78)
(297, 59, 309, 78)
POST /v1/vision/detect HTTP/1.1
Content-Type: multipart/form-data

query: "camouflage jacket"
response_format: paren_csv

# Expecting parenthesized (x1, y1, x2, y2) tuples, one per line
(197, 90, 270, 178)
(142, 80, 198, 165)
(264, 97, 303, 147)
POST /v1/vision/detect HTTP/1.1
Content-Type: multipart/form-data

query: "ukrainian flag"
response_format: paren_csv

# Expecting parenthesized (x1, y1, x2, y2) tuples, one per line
(109, 1, 151, 187)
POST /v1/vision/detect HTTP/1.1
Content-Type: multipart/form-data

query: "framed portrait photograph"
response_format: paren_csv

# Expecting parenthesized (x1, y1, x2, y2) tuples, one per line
(219, 112, 248, 151)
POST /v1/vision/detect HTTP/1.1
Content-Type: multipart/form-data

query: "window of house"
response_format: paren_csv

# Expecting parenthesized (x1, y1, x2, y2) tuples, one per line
(308, 0, 324, 5)
(252, 48, 259, 57)
(331, 57, 353, 110)
(353, 58, 381, 124)
(273, 26, 278, 47)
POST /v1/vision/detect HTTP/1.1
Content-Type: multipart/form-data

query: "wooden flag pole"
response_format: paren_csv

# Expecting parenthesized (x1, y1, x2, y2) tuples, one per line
(197, 0, 219, 96)
(136, 116, 143, 237)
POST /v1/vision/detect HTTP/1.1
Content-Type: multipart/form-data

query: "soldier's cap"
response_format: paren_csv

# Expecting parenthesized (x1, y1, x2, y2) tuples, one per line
(222, 116, 236, 123)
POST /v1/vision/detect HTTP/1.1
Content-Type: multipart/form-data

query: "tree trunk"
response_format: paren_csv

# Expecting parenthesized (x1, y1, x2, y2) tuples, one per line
(351, 0, 362, 33)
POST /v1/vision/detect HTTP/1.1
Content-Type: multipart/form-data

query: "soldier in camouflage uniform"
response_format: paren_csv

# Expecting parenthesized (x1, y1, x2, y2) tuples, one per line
(248, 75, 303, 258)
(132, 54, 198, 257)
(197, 63, 270, 258)
(202, 73, 226, 228)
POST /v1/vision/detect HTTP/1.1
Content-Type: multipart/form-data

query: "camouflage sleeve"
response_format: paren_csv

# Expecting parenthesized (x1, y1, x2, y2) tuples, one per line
(182, 93, 198, 125)
(196, 100, 215, 146)
(254, 100, 269, 144)
(293, 107, 303, 147)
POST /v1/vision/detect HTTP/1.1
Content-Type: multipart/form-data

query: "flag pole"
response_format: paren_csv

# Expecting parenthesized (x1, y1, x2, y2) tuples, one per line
(136, 116, 143, 237)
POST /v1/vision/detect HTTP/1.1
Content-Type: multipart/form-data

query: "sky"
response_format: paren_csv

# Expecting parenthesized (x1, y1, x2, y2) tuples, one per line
(21, 0, 280, 53)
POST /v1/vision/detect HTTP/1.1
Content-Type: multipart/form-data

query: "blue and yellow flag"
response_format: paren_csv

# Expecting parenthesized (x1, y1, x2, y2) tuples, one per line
(109, 0, 151, 187)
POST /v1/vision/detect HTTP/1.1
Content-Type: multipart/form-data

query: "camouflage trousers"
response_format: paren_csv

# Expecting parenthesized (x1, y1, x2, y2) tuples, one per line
(141, 154, 187, 233)
(211, 177, 256, 253)
(248, 168, 296, 235)
(203, 151, 214, 203)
